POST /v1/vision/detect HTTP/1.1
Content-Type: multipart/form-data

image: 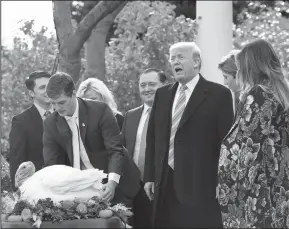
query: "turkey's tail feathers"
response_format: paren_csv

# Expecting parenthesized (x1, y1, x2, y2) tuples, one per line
(43, 168, 107, 194)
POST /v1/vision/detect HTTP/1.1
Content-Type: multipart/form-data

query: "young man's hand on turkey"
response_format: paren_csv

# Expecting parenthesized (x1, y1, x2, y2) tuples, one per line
(99, 180, 118, 202)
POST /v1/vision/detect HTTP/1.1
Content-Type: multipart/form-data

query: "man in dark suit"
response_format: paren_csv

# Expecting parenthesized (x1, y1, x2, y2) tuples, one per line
(122, 68, 167, 227)
(43, 72, 140, 207)
(144, 42, 234, 228)
(9, 71, 53, 190)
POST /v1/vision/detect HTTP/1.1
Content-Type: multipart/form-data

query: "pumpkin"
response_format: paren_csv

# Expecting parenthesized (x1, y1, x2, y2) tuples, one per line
(99, 209, 113, 218)
(7, 215, 22, 222)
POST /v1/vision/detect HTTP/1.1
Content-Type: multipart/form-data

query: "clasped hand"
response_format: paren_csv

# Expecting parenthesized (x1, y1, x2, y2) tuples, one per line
(99, 180, 117, 202)
(144, 182, 154, 201)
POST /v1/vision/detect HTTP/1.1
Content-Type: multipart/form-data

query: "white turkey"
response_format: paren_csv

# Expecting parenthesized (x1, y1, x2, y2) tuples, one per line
(15, 161, 107, 205)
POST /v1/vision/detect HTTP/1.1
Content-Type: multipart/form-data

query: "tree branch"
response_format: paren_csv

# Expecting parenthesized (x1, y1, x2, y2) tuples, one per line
(103, 1, 126, 27)
(52, 1, 73, 46)
(88, 1, 126, 41)
(82, 1, 98, 14)
(2, 54, 14, 69)
(84, 2, 127, 80)
(72, 1, 127, 53)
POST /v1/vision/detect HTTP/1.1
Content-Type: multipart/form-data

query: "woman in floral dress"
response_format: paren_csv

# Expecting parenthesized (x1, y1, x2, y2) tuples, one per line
(217, 39, 289, 228)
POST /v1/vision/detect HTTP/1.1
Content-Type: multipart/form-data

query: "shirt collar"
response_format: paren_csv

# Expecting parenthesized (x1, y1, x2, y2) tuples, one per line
(178, 74, 200, 93)
(34, 102, 53, 118)
(64, 99, 79, 121)
(143, 103, 151, 114)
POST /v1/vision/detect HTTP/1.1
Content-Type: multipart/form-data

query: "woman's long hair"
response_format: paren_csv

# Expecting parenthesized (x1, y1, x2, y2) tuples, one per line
(76, 78, 119, 115)
(236, 39, 289, 111)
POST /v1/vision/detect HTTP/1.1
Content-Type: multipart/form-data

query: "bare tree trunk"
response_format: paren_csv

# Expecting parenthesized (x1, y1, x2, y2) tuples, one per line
(53, 1, 126, 83)
(84, 3, 126, 81)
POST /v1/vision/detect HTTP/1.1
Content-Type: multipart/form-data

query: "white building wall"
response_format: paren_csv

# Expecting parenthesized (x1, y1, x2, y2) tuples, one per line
(196, 1, 233, 85)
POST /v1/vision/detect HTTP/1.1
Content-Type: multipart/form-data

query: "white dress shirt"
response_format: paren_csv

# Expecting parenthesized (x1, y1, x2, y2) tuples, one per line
(64, 99, 120, 184)
(34, 102, 54, 120)
(172, 74, 200, 114)
(133, 103, 151, 166)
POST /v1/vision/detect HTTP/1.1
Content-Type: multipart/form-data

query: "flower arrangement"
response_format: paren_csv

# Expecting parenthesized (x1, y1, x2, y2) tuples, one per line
(3, 195, 133, 228)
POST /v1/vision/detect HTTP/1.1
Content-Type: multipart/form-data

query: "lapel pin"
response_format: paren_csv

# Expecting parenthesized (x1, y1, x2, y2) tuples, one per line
(82, 123, 85, 127)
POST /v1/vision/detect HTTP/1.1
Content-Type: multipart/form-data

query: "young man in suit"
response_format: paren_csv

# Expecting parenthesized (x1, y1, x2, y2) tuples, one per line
(9, 71, 53, 190)
(43, 72, 140, 207)
(122, 68, 167, 227)
(143, 42, 234, 228)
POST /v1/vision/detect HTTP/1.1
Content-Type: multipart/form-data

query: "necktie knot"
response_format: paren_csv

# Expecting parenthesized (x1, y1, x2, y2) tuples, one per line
(180, 84, 188, 93)
(44, 110, 51, 118)
(146, 107, 152, 115)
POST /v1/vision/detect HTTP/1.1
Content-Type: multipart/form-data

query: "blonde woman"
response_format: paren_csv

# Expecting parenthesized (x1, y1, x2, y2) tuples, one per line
(217, 39, 289, 228)
(218, 50, 241, 115)
(76, 78, 124, 129)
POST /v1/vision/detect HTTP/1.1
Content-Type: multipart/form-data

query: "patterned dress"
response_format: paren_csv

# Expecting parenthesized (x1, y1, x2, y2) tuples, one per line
(217, 86, 289, 228)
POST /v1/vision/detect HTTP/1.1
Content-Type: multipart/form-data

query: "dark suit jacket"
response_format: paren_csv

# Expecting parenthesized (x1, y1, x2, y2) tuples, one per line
(122, 105, 152, 227)
(121, 105, 143, 160)
(144, 75, 234, 226)
(115, 113, 124, 131)
(43, 98, 140, 199)
(9, 105, 44, 190)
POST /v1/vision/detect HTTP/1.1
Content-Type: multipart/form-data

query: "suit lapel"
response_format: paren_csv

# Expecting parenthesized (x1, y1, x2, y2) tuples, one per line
(223, 106, 243, 140)
(130, 106, 144, 158)
(29, 104, 44, 132)
(55, 98, 88, 165)
(177, 75, 209, 131)
(166, 82, 179, 124)
(56, 113, 73, 165)
(224, 93, 247, 140)
(78, 98, 88, 143)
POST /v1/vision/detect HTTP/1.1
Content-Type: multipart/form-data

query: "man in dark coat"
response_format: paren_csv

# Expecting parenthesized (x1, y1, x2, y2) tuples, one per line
(122, 68, 167, 227)
(144, 42, 234, 228)
(43, 72, 140, 207)
(9, 71, 53, 190)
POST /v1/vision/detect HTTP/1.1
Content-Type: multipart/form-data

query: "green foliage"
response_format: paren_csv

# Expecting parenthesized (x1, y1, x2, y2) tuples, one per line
(105, 0, 289, 113)
(2, 1, 289, 170)
(105, 1, 198, 112)
(233, 0, 277, 25)
(11, 200, 33, 216)
(7, 197, 131, 227)
(1, 20, 58, 159)
(234, 1, 289, 76)
(1, 155, 13, 193)
(71, 1, 196, 46)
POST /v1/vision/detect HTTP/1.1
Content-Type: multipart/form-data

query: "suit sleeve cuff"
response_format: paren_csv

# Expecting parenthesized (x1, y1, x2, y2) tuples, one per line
(108, 172, 120, 184)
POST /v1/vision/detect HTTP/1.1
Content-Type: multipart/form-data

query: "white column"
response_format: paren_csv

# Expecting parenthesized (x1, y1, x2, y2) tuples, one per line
(196, 1, 233, 85)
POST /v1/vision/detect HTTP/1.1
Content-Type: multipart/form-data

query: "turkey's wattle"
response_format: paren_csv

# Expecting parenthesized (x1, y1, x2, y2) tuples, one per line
(15, 161, 35, 188)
